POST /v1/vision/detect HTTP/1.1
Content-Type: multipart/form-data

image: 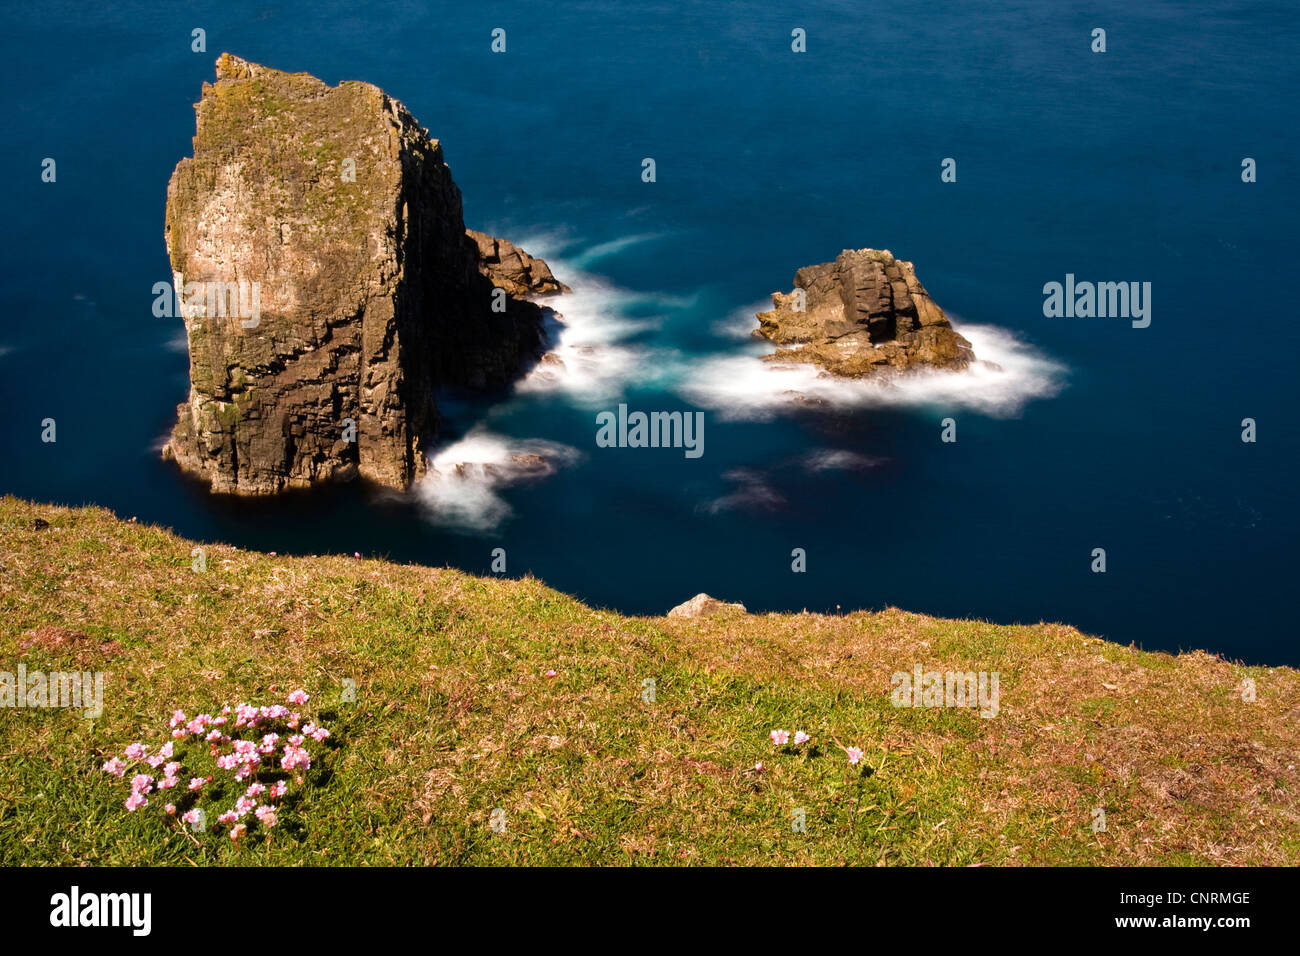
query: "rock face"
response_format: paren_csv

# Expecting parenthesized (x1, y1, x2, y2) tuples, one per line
(468, 229, 570, 297)
(162, 54, 564, 495)
(667, 593, 747, 618)
(755, 249, 974, 377)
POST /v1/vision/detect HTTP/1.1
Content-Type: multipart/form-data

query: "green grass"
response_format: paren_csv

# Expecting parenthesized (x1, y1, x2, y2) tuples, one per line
(1, 496, 1297, 866)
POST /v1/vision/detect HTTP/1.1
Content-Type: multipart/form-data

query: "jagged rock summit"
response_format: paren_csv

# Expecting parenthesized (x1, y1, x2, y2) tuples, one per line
(755, 248, 975, 377)
(162, 54, 565, 495)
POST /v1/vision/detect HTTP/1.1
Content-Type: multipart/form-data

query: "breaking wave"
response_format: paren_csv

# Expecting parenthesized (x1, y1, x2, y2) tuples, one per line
(414, 426, 582, 532)
(676, 321, 1066, 421)
(508, 234, 686, 407)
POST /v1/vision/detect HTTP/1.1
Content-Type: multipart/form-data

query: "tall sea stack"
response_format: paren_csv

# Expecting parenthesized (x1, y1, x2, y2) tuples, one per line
(162, 54, 562, 494)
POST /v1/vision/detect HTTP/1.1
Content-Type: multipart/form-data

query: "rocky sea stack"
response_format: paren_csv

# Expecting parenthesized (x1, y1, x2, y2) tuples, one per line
(162, 54, 564, 495)
(756, 248, 975, 377)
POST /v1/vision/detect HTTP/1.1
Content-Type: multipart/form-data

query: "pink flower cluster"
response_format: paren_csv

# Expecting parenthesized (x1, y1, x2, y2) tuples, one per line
(103, 688, 327, 842)
(769, 729, 813, 747)
(768, 728, 862, 766)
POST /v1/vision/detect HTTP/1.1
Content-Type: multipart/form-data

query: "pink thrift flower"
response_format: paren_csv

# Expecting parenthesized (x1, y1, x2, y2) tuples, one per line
(130, 774, 154, 794)
(230, 824, 246, 841)
(545, 670, 557, 678)
(281, 744, 311, 772)
(188, 777, 206, 791)
(770, 729, 790, 746)
(169, 709, 187, 728)
(102, 757, 126, 777)
(158, 777, 178, 791)
(793, 731, 810, 746)
(164, 803, 177, 815)
(124, 743, 146, 761)
(159, 742, 174, 759)
(254, 805, 278, 827)
(310, 727, 329, 743)
(287, 689, 309, 706)
(181, 809, 203, 826)
(125, 792, 147, 811)
(245, 783, 266, 799)
(216, 810, 238, 826)
(269, 781, 288, 799)
(845, 747, 863, 766)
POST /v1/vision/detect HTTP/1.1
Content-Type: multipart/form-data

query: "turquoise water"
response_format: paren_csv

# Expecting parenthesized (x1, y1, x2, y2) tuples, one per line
(2, 1, 1297, 664)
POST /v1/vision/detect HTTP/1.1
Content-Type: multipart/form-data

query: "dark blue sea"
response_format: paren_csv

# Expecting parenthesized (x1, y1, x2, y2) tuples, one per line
(2, 1, 1297, 664)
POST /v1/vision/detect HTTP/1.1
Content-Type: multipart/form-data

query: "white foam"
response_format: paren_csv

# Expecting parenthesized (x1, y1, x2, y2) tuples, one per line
(699, 467, 786, 515)
(711, 298, 773, 340)
(415, 427, 582, 532)
(569, 233, 663, 268)
(508, 238, 689, 407)
(677, 320, 1066, 421)
(803, 449, 884, 472)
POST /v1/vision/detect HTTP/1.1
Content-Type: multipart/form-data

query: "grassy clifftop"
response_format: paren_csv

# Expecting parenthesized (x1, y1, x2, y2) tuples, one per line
(1, 495, 1296, 866)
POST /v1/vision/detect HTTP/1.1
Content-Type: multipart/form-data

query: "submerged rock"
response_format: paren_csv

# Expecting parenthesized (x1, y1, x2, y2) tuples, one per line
(668, 593, 747, 618)
(755, 248, 974, 377)
(163, 54, 565, 495)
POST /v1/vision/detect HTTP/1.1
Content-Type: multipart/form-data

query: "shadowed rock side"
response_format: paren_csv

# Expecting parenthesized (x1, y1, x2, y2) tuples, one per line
(755, 248, 975, 376)
(163, 54, 564, 495)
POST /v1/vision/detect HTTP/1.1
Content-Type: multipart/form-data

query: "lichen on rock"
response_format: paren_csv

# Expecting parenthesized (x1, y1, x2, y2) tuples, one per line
(163, 53, 565, 495)
(755, 248, 975, 377)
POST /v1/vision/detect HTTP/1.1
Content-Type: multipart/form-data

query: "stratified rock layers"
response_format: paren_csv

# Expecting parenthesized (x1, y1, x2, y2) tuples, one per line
(163, 54, 557, 494)
(756, 248, 974, 376)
